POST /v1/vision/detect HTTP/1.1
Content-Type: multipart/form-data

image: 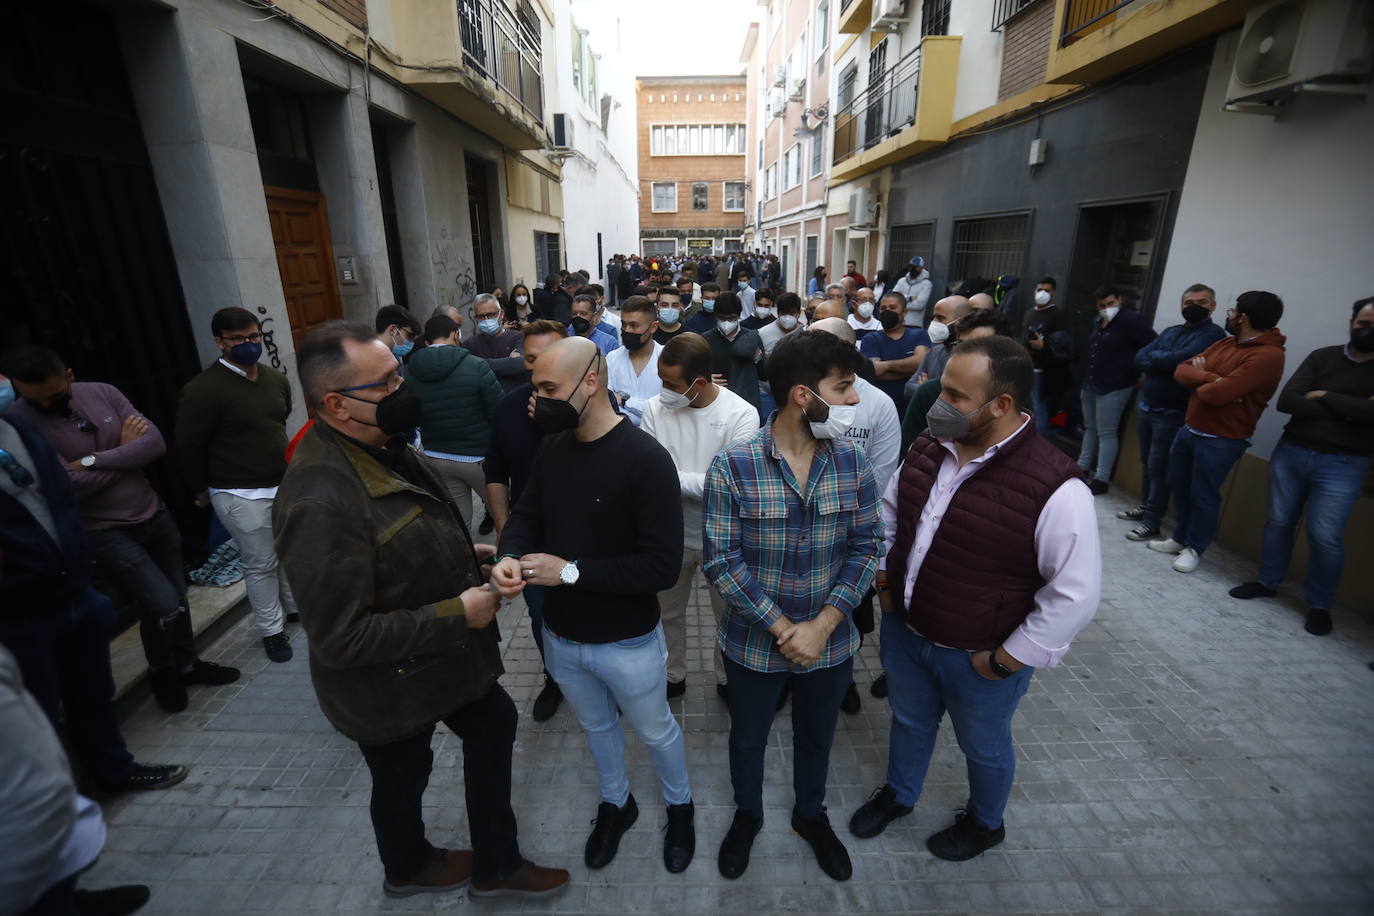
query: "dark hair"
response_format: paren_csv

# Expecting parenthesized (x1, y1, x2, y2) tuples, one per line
(375, 304, 419, 336)
(572, 294, 598, 310)
(1353, 296, 1374, 319)
(701, 282, 721, 295)
(0, 344, 66, 383)
(948, 336, 1033, 410)
(776, 292, 802, 315)
(523, 319, 568, 340)
(297, 320, 381, 403)
(560, 273, 582, 289)
(544, 273, 561, 291)
(1036, 276, 1057, 289)
(423, 314, 459, 343)
(813, 266, 826, 282)
(1092, 285, 1121, 302)
(765, 328, 866, 406)
(211, 306, 260, 337)
(632, 284, 656, 297)
(713, 291, 743, 318)
(1235, 290, 1283, 330)
(755, 287, 776, 303)
(1183, 283, 1216, 300)
(733, 265, 751, 279)
(575, 285, 598, 298)
(588, 284, 604, 297)
(621, 295, 657, 321)
(659, 332, 712, 385)
(958, 308, 1010, 337)
(676, 275, 693, 288)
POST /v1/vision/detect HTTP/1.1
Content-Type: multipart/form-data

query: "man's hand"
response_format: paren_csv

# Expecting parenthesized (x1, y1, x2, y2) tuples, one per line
(916, 372, 928, 384)
(1029, 335, 1045, 351)
(66, 459, 86, 471)
(473, 543, 497, 576)
(1190, 355, 1207, 369)
(969, 650, 1002, 680)
(119, 415, 150, 445)
(459, 586, 500, 629)
(518, 553, 569, 587)
(1305, 390, 1328, 400)
(193, 490, 211, 508)
(776, 618, 829, 667)
(490, 557, 526, 598)
(712, 373, 729, 389)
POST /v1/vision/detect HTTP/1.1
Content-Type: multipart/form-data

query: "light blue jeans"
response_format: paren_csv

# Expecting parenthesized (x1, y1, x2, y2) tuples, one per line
(1077, 386, 1134, 482)
(543, 623, 691, 807)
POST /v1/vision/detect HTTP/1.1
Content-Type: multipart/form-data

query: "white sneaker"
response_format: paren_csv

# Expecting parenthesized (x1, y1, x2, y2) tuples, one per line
(1173, 548, 1200, 573)
(1147, 538, 1185, 555)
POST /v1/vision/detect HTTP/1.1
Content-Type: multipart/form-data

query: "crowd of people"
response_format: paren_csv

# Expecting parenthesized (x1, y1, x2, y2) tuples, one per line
(0, 243, 1370, 911)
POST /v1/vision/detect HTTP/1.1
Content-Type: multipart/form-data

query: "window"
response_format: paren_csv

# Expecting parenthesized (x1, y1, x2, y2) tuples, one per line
(783, 144, 801, 190)
(951, 213, 1030, 288)
(723, 181, 746, 211)
(649, 123, 747, 155)
(816, 1, 829, 53)
(888, 222, 936, 275)
(765, 165, 777, 200)
(724, 239, 745, 253)
(692, 182, 709, 210)
(810, 134, 824, 177)
(534, 230, 561, 282)
(651, 182, 677, 212)
(922, 0, 952, 37)
(804, 235, 819, 282)
(642, 239, 677, 257)
(569, 26, 598, 109)
(838, 63, 858, 109)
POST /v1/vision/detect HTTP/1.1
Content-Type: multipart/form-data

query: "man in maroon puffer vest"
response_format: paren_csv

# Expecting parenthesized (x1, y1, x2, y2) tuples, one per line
(848, 336, 1102, 861)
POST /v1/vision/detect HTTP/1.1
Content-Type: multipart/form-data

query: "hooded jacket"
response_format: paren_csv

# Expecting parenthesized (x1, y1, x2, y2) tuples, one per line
(405, 344, 503, 457)
(1175, 328, 1286, 439)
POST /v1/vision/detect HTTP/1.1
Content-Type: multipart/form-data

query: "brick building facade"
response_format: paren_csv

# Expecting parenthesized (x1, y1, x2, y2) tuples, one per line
(635, 75, 747, 257)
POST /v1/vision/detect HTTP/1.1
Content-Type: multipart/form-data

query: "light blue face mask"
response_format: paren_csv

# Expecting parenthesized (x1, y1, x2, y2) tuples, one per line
(658, 307, 681, 326)
(702, 299, 716, 313)
(478, 317, 503, 335)
(392, 340, 414, 360)
(0, 379, 14, 412)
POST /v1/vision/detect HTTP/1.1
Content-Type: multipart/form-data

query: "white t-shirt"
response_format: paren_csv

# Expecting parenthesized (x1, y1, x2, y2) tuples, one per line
(606, 341, 664, 426)
(759, 317, 806, 355)
(640, 386, 760, 547)
(842, 377, 901, 495)
(848, 314, 884, 335)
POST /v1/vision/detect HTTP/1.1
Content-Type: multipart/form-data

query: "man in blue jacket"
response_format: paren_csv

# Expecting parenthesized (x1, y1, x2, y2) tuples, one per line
(1119, 285, 1227, 541)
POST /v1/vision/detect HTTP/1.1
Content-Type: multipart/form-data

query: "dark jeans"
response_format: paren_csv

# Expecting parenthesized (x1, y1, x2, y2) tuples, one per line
(22, 874, 78, 916)
(724, 655, 852, 820)
(0, 587, 134, 784)
(1168, 428, 1250, 554)
(86, 506, 195, 672)
(357, 682, 523, 884)
(525, 584, 547, 668)
(1136, 408, 1184, 530)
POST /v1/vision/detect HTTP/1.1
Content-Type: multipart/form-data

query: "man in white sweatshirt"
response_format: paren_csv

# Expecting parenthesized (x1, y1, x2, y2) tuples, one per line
(642, 333, 760, 700)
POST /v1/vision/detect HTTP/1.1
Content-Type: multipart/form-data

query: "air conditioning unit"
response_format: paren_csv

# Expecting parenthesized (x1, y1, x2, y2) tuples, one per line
(768, 86, 785, 119)
(772, 65, 787, 87)
(551, 112, 574, 150)
(872, 0, 908, 32)
(1224, 0, 1373, 110)
(848, 186, 878, 227)
(788, 76, 806, 100)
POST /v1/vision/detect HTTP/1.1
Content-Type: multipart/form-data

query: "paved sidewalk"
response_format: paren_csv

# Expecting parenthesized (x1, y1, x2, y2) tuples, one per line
(84, 491, 1374, 914)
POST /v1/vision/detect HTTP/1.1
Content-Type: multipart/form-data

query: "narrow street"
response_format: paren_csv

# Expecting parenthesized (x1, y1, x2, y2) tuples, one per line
(83, 490, 1374, 915)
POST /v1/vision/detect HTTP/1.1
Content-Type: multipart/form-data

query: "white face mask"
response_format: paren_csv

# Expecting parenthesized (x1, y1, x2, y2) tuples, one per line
(805, 387, 856, 439)
(754, 307, 774, 319)
(1034, 290, 1052, 306)
(856, 302, 875, 320)
(927, 321, 951, 345)
(515, 295, 528, 306)
(1100, 306, 1120, 323)
(777, 314, 800, 331)
(717, 319, 740, 337)
(659, 383, 697, 410)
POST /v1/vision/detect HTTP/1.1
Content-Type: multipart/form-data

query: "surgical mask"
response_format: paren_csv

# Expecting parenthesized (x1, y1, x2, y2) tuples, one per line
(658, 307, 680, 326)
(878, 310, 901, 330)
(570, 316, 592, 336)
(738, 281, 749, 290)
(716, 319, 740, 337)
(927, 321, 951, 345)
(805, 387, 856, 440)
(777, 314, 800, 331)
(702, 299, 716, 313)
(1182, 304, 1210, 324)
(339, 383, 423, 438)
(514, 295, 528, 306)
(478, 317, 503, 335)
(532, 353, 597, 433)
(755, 307, 774, 319)
(856, 302, 875, 320)
(659, 381, 700, 410)
(1351, 326, 1374, 353)
(925, 395, 995, 440)
(0, 379, 14, 412)
(229, 341, 263, 365)
(621, 328, 650, 351)
(1099, 307, 1120, 323)
(1034, 290, 1052, 306)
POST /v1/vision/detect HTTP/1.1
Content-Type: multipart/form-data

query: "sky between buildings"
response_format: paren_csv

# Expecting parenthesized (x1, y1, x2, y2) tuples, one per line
(573, 0, 759, 79)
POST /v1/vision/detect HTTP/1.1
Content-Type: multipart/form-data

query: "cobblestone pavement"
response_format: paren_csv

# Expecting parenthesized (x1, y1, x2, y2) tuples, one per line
(83, 491, 1374, 914)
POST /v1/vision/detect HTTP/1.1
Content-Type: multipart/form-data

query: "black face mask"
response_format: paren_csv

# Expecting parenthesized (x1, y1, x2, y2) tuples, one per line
(570, 316, 591, 336)
(1182, 304, 1211, 324)
(621, 328, 650, 351)
(878, 309, 902, 330)
(532, 353, 598, 434)
(1352, 326, 1374, 353)
(341, 384, 423, 437)
(1225, 315, 1241, 336)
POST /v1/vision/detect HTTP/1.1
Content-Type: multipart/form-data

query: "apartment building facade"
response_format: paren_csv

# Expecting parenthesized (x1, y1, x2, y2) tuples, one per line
(635, 76, 748, 258)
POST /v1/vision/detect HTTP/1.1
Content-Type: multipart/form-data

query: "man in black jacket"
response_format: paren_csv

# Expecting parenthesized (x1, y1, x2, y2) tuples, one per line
(491, 336, 694, 876)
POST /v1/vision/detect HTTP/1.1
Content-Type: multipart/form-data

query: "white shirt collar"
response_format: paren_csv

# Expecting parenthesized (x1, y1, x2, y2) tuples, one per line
(217, 358, 248, 378)
(936, 413, 1033, 465)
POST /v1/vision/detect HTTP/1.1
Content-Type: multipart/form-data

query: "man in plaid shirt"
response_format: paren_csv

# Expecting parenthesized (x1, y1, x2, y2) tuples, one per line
(702, 330, 882, 883)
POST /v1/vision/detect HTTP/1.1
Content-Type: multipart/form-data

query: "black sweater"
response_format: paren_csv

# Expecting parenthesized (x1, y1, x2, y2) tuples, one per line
(498, 418, 684, 643)
(1277, 345, 1374, 456)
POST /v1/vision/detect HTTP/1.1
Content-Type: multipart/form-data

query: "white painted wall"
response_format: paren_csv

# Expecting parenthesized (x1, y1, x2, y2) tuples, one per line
(947, 0, 1002, 122)
(1154, 28, 1374, 459)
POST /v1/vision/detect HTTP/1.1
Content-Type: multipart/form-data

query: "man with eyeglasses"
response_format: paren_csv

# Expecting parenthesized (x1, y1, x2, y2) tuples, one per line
(2, 346, 241, 713)
(176, 307, 300, 663)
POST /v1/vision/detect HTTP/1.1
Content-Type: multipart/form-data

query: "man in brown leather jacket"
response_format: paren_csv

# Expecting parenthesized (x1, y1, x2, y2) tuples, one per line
(273, 321, 568, 902)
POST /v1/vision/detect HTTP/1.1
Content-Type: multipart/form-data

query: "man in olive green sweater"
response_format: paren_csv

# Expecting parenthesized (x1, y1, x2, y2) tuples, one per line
(175, 307, 298, 662)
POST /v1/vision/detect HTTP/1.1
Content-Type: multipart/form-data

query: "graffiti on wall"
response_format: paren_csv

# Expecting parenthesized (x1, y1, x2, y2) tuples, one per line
(431, 226, 477, 308)
(255, 306, 284, 370)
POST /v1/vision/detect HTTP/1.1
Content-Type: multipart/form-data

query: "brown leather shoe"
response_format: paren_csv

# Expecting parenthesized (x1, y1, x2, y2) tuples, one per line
(382, 849, 472, 898)
(468, 860, 570, 900)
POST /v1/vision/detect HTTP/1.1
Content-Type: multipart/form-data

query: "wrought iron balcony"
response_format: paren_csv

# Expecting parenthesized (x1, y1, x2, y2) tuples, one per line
(457, 0, 543, 120)
(1060, 0, 1137, 45)
(832, 47, 922, 166)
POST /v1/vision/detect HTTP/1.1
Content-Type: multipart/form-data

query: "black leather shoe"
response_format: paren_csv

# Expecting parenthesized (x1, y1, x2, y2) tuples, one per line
(180, 660, 241, 687)
(869, 673, 888, 699)
(1305, 608, 1333, 636)
(73, 884, 151, 915)
(718, 809, 763, 879)
(97, 763, 188, 794)
(584, 795, 638, 869)
(926, 809, 1005, 861)
(149, 667, 187, 713)
(715, 682, 730, 701)
(532, 676, 563, 722)
(849, 785, 913, 839)
(791, 808, 852, 881)
(840, 682, 861, 714)
(263, 633, 292, 663)
(666, 678, 686, 699)
(663, 800, 695, 873)
(1230, 581, 1277, 600)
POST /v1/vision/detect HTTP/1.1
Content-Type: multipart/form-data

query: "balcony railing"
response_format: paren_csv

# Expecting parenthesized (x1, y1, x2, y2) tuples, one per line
(1060, 0, 1136, 44)
(457, 0, 543, 119)
(992, 0, 1037, 30)
(832, 47, 921, 166)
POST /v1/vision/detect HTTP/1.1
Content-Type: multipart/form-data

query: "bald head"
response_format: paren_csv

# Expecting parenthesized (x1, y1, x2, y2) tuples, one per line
(809, 316, 856, 346)
(968, 293, 995, 311)
(534, 336, 605, 392)
(813, 299, 849, 322)
(931, 295, 972, 326)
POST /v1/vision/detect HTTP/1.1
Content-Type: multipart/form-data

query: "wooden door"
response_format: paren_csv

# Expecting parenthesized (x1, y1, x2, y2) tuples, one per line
(264, 187, 343, 347)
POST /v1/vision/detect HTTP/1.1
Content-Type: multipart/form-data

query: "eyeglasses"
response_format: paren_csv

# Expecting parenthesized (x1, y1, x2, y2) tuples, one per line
(0, 448, 35, 488)
(335, 374, 403, 397)
(218, 332, 264, 345)
(474, 312, 502, 321)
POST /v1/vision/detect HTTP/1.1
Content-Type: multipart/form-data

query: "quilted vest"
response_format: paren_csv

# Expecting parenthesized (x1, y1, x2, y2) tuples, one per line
(886, 420, 1081, 650)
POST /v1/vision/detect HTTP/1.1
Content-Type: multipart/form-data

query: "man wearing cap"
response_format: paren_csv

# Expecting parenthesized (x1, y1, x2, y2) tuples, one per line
(893, 258, 933, 329)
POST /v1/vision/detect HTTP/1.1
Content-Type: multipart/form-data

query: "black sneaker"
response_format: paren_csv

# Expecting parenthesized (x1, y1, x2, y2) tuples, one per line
(869, 673, 888, 699)
(1305, 608, 1333, 636)
(180, 660, 241, 687)
(666, 678, 686, 699)
(584, 795, 638, 869)
(532, 676, 563, 722)
(1229, 581, 1278, 600)
(715, 682, 730, 701)
(1087, 478, 1109, 496)
(840, 682, 861, 714)
(849, 785, 913, 839)
(149, 667, 188, 713)
(791, 808, 852, 881)
(97, 763, 188, 794)
(1116, 505, 1146, 520)
(1125, 524, 1160, 542)
(263, 632, 292, 663)
(663, 800, 695, 873)
(926, 809, 1005, 861)
(717, 809, 763, 879)
(478, 512, 496, 536)
(73, 884, 151, 915)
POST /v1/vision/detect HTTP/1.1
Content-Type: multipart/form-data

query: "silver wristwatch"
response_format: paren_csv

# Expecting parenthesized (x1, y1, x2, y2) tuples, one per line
(559, 561, 580, 585)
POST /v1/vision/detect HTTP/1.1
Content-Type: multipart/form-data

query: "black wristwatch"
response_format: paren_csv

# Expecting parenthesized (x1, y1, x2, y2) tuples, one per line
(988, 649, 1015, 679)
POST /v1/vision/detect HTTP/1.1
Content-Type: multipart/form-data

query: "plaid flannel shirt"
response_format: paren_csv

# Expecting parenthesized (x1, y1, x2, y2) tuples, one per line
(702, 420, 883, 673)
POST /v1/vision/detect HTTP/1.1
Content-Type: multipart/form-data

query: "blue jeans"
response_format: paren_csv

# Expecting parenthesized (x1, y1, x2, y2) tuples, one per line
(1258, 439, 1371, 609)
(1168, 428, 1249, 554)
(1077, 386, 1133, 481)
(724, 655, 852, 820)
(543, 623, 690, 807)
(880, 615, 1032, 831)
(1136, 408, 1184, 530)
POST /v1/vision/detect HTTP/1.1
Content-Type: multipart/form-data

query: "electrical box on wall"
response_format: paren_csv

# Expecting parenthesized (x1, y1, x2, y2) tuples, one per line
(1028, 138, 1048, 166)
(337, 256, 358, 285)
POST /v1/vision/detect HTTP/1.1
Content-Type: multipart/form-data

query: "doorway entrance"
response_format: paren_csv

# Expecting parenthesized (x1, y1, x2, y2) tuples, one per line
(1066, 195, 1167, 330)
(264, 187, 343, 349)
(466, 155, 497, 296)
